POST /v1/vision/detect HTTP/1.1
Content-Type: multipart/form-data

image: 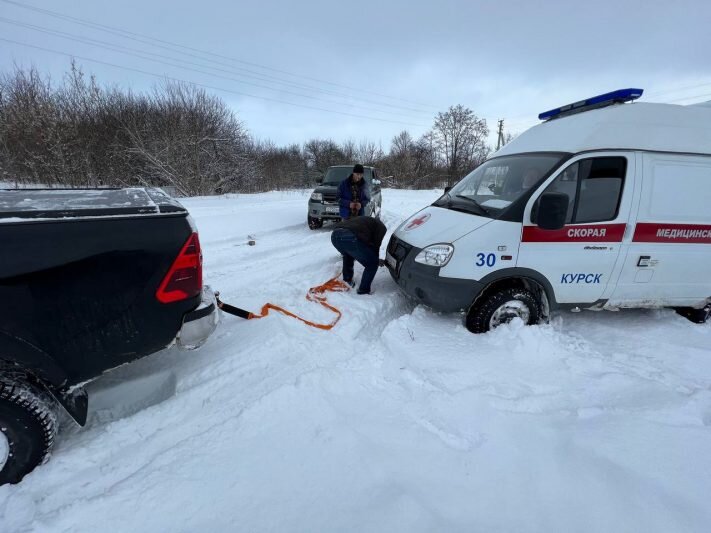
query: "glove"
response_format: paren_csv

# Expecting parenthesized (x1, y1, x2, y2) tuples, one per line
(378, 258, 386, 267)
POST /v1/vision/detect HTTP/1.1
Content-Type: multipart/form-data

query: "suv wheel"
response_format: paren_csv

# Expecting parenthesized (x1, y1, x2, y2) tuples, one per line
(308, 216, 323, 230)
(466, 287, 541, 333)
(0, 377, 58, 485)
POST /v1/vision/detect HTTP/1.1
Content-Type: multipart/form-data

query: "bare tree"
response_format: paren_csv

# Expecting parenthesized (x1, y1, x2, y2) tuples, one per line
(341, 138, 357, 163)
(388, 130, 415, 186)
(356, 139, 383, 166)
(1, 64, 501, 194)
(432, 104, 490, 183)
(252, 139, 312, 190)
(0, 65, 258, 195)
(303, 139, 345, 175)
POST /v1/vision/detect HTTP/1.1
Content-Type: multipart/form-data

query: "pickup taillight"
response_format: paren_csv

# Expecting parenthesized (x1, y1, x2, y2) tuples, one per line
(156, 232, 203, 304)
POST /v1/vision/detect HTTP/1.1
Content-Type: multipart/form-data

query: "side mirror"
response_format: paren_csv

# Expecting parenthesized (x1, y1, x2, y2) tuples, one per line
(444, 186, 453, 194)
(537, 193, 568, 230)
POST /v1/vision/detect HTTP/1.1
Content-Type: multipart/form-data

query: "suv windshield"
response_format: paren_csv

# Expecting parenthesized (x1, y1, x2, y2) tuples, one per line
(439, 154, 565, 217)
(322, 167, 371, 185)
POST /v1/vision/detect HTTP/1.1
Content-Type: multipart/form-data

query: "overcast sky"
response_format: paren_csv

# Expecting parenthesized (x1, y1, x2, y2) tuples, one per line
(2, 0, 711, 149)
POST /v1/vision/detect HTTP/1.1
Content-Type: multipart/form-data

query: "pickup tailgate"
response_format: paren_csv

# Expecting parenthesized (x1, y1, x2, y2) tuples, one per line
(0, 188, 204, 385)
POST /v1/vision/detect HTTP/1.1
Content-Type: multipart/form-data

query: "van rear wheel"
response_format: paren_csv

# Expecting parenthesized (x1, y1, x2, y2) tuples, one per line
(466, 287, 541, 333)
(674, 305, 711, 324)
(0, 377, 58, 485)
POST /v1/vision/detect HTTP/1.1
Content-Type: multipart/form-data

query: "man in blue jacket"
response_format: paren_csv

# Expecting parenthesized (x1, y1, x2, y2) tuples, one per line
(337, 164, 370, 219)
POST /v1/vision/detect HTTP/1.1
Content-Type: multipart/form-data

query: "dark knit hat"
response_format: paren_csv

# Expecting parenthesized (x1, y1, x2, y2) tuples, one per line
(353, 164, 364, 174)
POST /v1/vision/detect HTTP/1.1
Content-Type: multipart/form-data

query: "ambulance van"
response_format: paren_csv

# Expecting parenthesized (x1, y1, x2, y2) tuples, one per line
(386, 89, 711, 333)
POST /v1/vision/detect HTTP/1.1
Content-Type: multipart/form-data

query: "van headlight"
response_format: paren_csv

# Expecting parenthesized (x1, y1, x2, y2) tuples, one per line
(310, 192, 323, 202)
(414, 244, 454, 267)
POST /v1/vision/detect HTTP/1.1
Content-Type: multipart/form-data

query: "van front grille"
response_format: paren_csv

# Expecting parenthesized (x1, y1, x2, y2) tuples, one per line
(388, 235, 413, 261)
(387, 235, 413, 278)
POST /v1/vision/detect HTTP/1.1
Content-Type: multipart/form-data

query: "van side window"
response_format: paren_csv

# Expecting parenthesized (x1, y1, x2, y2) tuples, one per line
(533, 157, 626, 224)
(574, 158, 626, 223)
(534, 163, 578, 223)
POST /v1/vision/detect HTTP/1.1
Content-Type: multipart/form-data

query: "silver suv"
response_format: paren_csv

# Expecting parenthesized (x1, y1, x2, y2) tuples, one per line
(307, 165, 382, 229)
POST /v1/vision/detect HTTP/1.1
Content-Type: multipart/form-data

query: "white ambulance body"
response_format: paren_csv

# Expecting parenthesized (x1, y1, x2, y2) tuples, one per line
(386, 90, 711, 332)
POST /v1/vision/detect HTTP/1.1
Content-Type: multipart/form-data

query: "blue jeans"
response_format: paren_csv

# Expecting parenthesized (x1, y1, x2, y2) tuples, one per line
(331, 228, 379, 293)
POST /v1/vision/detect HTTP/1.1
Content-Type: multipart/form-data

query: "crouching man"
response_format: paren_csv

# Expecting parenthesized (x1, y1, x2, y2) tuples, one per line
(331, 216, 387, 295)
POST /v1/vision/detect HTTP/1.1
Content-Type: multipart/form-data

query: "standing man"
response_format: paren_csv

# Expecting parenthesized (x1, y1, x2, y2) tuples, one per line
(337, 164, 370, 219)
(331, 216, 387, 295)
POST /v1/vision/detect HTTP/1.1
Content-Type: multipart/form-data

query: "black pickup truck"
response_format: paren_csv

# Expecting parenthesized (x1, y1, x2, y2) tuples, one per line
(0, 187, 219, 484)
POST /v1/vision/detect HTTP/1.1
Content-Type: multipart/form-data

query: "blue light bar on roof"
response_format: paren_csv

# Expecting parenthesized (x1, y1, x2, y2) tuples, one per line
(538, 88, 644, 121)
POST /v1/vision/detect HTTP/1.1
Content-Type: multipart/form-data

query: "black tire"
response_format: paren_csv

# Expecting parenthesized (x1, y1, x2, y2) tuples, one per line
(307, 216, 323, 230)
(674, 305, 711, 324)
(466, 287, 541, 334)
(0, 378, 58, 485)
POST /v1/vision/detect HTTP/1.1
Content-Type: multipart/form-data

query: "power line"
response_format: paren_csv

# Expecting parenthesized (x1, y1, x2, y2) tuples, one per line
(0, 17, 434, 116)
(0, 18, 431, 120)
(0, 0, 439, 110)
(665, 92, 711, 104)
(644, 81, 711, 99)
(0, 37, 430, 128)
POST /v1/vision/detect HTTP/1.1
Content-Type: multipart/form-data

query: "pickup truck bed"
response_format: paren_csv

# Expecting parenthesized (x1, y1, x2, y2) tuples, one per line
(0, 187, 219, 484)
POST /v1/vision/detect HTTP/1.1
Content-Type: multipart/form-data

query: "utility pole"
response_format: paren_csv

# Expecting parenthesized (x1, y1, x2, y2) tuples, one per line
(496, 119, 505, 151)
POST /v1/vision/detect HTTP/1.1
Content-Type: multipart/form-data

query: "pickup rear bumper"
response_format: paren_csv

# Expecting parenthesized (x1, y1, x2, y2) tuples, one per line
(177, 286, 220, 349)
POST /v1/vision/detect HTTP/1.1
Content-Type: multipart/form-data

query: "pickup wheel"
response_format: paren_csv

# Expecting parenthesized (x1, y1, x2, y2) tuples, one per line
(466, 287, 541, 334)
(308, 216, 323, 230)
(0, 378, 58, 485)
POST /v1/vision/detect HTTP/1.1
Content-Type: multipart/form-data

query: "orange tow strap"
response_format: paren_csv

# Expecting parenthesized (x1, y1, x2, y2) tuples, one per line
(216, 275, 351, 331)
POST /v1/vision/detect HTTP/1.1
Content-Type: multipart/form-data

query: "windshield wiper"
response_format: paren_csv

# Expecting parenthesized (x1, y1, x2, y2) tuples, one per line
(454, 194, 490, 216)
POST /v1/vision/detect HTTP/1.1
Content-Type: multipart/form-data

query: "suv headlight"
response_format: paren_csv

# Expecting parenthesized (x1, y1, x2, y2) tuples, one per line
(414, 244, 454, 267)
(310, 192, 323, 202)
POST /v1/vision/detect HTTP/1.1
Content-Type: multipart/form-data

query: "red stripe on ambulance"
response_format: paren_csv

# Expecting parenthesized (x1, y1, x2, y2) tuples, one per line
(633, 223, 711, 244)
(522, 224, 626, 243)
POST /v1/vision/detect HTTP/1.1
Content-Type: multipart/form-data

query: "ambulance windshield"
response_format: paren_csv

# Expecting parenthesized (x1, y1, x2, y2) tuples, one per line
(442, 154, 564, 217)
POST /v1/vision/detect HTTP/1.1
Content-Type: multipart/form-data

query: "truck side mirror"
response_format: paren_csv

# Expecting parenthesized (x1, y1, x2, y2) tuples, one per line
(537, 193, 568, 230)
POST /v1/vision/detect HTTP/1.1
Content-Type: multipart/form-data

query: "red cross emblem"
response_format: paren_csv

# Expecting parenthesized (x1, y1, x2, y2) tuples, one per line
(405, 213, 431, 231)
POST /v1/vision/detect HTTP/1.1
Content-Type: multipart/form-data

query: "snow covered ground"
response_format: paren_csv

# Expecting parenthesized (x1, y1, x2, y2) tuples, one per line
(2, 189, 711, 532)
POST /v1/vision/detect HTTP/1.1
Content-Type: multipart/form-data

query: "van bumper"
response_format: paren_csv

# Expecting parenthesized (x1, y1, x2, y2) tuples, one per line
(387, 238, 483, 313)
(177, 286, 220, 349)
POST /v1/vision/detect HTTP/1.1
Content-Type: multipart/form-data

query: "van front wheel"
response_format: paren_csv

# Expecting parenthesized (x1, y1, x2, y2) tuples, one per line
(466, 287, 540, 333)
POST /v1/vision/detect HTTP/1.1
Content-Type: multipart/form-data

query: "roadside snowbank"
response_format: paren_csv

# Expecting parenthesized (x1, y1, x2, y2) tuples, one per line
(1, 189, 710, 533)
